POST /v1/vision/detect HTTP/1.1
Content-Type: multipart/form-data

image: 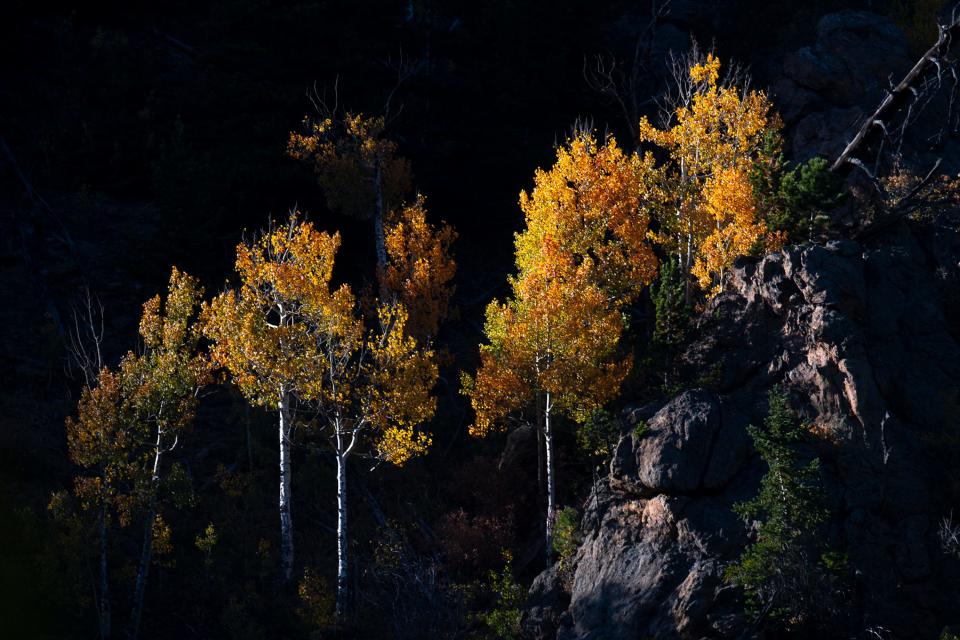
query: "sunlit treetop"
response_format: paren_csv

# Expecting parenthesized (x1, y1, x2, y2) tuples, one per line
(638, 54, 776, 175)
(287, 113, 411, 222)
(202, 216, 359, 407)
(517, 132, 658, 304)
(638, 53, 780, 296)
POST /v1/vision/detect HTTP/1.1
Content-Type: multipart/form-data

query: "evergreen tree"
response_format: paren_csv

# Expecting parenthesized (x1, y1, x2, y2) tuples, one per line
(726, 387, 844, 633)
(751, 134, 842, 244)
(650, 259, 690, 390)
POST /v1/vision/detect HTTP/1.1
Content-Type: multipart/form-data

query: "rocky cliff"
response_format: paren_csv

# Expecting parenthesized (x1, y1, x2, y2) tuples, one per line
(523, 206, 960, 638)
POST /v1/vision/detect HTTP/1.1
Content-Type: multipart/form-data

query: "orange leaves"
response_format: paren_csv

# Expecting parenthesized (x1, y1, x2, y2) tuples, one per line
(467, 132, 648, 437)
(639, 53, 778, 296)
(203, 213, 437, 466)
(517, 133, 658, 304)
(381, 195, 457, 342)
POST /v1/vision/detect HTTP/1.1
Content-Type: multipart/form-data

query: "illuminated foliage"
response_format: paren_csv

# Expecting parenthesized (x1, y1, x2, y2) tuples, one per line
(639, 53, 778, 297)
(466, 130, 656, 560)
(202, 216, 345, 408)
(202, 213, 437, 612)
(381, 194, 457, 342)
(312, 300, 437, 467)
(517, 132, 658, 304)
(467, 247, 629, 438)
(691, 166, 769, 295)
(287, 113, 411, 225)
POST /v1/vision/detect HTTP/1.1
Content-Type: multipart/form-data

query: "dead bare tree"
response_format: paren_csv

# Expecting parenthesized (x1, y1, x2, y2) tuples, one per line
(832, 6, 960, 177)
(66, 287, 106, 387)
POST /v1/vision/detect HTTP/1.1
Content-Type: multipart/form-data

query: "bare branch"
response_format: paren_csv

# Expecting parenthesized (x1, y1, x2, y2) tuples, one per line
(66, 286, 106, 387)
(832, 11, 960, 173)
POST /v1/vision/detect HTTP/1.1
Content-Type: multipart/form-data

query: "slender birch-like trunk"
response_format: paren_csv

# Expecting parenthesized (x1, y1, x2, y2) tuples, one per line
(278, 391, 294, 583)
(536, 391, 544, 499)
(128, 432, 162, 640)
(335, 451, 348, 617)
(543, 391, 556, 564)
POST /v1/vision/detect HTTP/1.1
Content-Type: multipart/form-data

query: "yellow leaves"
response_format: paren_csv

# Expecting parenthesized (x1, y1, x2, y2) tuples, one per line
(381, 195, 457, 342)
(287, 111, 411, 221)
(517, 132, 658, 303)
(204, 213, 436, 465)
(689, 52, 721, 85)
(203, 215, 353, 407)
(376, 426, 432, 467)
(363, 303, 438, 464)
(639, 53, 780, 297)
(467, 221, 632, 437)
(691, 166, 768, 294)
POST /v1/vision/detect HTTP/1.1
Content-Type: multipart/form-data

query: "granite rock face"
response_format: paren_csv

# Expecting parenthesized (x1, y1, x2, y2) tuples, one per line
(522, 217, 960, 639)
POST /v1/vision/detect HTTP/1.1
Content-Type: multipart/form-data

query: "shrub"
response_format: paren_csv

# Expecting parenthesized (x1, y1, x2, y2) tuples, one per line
(552, 507, 581, 565)
(478, 551, 524, 639)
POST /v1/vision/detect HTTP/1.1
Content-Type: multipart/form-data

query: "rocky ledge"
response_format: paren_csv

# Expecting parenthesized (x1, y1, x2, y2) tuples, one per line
(523, 212, 960, 639)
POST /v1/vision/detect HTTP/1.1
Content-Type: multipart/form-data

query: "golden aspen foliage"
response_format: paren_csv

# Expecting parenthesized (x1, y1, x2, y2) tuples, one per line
(346, 303, 437, 465)
(381, 194, 457, 342)
(287, 113, 411, 224)
(201, 216, 347, 408)
(201, 214, 437, 465)
(466, 241, 630, 438)
(639, 53, 779, 296)
(690, 166, 770, 295)
(517, 132, 658, 305)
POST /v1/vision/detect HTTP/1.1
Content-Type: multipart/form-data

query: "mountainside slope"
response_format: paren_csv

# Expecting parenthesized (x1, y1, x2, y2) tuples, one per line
(524, 210, 960, 638)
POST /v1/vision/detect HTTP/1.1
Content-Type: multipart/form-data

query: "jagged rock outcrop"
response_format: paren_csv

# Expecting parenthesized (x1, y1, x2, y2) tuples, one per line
(522, 215, 960, 638)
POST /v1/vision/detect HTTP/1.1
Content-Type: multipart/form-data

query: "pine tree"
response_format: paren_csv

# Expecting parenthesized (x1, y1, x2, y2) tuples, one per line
(726, 387, 842, 633)
(650, 259, 690, 389)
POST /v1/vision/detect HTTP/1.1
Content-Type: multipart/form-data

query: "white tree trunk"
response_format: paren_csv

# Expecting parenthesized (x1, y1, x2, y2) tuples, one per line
(544, 391, 556, 564)
(335, 452, 348, 618)
(279, 392, 294, 583)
